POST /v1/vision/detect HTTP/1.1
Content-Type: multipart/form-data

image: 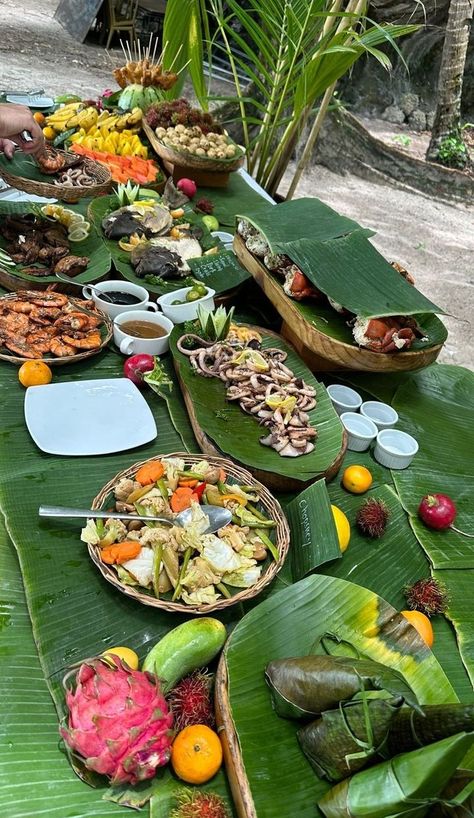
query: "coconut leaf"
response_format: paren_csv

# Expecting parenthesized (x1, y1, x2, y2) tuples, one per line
(170, 326, 345, 481)
(0, 199, 112, 285)
(224, 574, 458, 817)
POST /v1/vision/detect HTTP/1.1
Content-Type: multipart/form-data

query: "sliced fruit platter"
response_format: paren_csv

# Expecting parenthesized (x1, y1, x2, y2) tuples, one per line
(170, 310, 346, 490)
(0, 291, 112, 364)
(88, 184, 248, 296)
(0, 201, 112, 289)
(234, 198, 448, 373)
(144, 99, 245, 173)
(84, 453, 289, 613)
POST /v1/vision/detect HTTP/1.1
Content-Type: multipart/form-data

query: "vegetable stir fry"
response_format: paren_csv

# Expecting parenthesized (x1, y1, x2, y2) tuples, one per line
(81, 458, 277, 606)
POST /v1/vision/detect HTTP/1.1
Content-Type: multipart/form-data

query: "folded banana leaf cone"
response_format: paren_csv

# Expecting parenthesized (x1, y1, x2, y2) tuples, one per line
(265, 655, 420, 720)
(387, 702, 474, 755)
(318, 732, 474, 818)
(297, 697, 403, 782)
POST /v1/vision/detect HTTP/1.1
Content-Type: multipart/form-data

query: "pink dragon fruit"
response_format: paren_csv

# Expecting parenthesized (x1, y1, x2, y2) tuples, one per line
(60, 656, 174, 785)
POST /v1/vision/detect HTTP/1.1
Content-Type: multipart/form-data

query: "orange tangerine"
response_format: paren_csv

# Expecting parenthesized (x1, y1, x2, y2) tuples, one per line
(171, 724, 222, 784)
(401, 610, 434, 648)
(18, 360, 52, 387)
(342, 465, 373, 494)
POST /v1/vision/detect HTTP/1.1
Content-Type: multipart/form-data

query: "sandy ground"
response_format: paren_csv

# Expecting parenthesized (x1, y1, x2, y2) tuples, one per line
(0, 0, 472, 369)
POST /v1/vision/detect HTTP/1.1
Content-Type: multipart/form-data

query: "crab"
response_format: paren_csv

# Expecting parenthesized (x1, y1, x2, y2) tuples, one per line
(352, 315, 423, 353)
(283, 266, 322, 301)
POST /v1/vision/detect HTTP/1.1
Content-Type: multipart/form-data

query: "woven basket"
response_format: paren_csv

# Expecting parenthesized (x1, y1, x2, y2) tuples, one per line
(0, 292, 113, 365)
(143, 120, 244, 173)
(0, 151, 112, 203)
(89, 453, 290, 615)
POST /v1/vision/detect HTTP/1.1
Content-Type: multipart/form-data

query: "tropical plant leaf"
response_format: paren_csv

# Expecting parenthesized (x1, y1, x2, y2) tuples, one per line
(170, 326, 345, 481)
(224, 574, 458, 818)
(0, 199, 111, 285)
(199, 173, 273, 228)
(162, 0, 207, 106)
(286, 479, 341, 580)
(433, 570, 474, 691)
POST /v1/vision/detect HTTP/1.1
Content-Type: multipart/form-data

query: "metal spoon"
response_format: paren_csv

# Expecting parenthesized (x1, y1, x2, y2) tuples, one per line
(54, 273, 114, 303)
(38, 504, 232, 535)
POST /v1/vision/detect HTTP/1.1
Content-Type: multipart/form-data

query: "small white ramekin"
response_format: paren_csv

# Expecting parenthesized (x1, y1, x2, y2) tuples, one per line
(360, 401, 399, 430)
(340, 412, 378, 452)
(156, 286, 215, 323)
(327, 384, 362, 416)
(374, 429, 419, 469)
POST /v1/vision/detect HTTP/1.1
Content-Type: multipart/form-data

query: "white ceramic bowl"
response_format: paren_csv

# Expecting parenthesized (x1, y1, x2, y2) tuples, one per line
(340, 412, 378, 452)
(157, 286, 215, 323)
(82, 280, 158, 320)
(211, 230, 234, 251)
(374, 429, 419, 470)
(113, 310, 174, 356)
(327, 384, 362, 416)
(360, 401, 399, 430)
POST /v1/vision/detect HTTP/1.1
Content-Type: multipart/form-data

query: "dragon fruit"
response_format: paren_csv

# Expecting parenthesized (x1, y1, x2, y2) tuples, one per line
(60, 656, 174, 785)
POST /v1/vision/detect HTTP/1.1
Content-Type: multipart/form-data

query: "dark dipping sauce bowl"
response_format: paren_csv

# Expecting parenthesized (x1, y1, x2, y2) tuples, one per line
(82, 281, 159, 319)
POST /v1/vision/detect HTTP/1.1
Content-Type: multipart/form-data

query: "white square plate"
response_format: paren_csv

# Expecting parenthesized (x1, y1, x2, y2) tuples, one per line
(24, 378, 157, 456)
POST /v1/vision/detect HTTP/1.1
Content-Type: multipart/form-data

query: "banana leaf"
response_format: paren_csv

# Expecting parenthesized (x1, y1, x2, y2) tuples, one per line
(297, 697, 403, 782)
(88, 195, 248, 296)
(286, 478, 341, 580)
(387, 703, 474, 756)
(318, 733, 474, 818)
(0, 150, 73, 183)
(224, 574, 458, 818)
(265, 655, 420, 719)
(433, 570, 474, 689)
(170, 326, 345, 482)
(198, 173, 274, 228)
(0, 198, 112, 285)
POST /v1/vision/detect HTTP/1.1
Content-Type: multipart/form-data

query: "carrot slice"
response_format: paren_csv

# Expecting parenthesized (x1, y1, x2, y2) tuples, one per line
(135, 460, 165, 485)
(100, 541, 141, 565)
(170, 487, 198, 513)
(178, 478, 199, 489)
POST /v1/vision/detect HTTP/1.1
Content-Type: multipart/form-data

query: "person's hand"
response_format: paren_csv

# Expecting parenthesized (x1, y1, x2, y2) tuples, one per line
(0, 138, 17, 159)
(0, 103, 45, 157)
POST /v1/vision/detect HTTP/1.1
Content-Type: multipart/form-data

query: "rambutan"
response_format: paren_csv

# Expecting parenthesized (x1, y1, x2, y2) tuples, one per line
(356, 498, 389, 538)
(171, 788, 230, 818)
(168, 671, 215, 732)
(195, 197, 214, 215)
(404, 577, 449, 617)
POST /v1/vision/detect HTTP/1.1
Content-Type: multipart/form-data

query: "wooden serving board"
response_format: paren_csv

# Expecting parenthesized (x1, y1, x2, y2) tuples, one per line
(172, 325, 347, 493)
(215, 654, 256, 818)
(234, 235, 444, 373)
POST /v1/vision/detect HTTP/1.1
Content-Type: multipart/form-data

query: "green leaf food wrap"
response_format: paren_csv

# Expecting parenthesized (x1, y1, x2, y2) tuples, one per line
(297, 697, 404, 782)
(387, 702, 474, 756)
(265, 655, 421, 720)
(318, 732, 474, 818)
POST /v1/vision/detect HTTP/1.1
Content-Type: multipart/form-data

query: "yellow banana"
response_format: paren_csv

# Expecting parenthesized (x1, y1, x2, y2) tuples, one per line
(66, 106, 96, 130)
(126, 108, 143, 126)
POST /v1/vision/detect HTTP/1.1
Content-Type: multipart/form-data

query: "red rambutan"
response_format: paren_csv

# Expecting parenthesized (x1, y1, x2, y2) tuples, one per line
(404, 577, 449, 617)
(170, 788, 230, 818)
(195, 197, 215, 215)
(168, 671, 215, 732)
(356, 498, 389, 538)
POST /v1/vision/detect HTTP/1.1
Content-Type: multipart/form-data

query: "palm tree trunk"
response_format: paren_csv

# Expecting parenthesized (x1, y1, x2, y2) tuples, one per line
(426, 0, 473, 164)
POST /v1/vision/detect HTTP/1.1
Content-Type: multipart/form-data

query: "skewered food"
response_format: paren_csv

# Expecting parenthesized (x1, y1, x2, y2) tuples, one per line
(0, 292, 105, 359)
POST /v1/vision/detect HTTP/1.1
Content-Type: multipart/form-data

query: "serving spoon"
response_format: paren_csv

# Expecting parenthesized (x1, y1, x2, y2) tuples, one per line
(54, 272, 114, 303)
(38, 504, 232, 535)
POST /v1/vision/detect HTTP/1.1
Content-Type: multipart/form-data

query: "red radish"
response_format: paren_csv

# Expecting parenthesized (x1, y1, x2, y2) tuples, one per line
(176, 178, 197, 198)
(123, 354, 155, 387)
(418, 493, 473, 537)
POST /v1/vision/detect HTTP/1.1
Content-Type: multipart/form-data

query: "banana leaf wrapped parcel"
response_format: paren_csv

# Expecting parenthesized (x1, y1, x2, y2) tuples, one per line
(297, 697, 403, 782)
(265, 655, 420, 719)
(318, 732, 474, 818)
(298, 699, 474, 783)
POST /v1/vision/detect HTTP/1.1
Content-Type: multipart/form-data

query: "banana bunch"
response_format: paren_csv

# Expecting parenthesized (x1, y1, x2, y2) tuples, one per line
(95, 107, 143, 131)
(43, 101, 84, 133)
(64, 106, 98, 131)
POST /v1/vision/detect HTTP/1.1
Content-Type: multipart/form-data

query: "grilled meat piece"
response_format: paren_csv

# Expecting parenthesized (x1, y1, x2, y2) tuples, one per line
(53, 255, 89, 277)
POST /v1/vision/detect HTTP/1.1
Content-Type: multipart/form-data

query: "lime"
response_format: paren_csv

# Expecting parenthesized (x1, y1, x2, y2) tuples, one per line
(186, 288, 203, 302)
(233, 348, 269, 372)
(68, 226, 90, 242)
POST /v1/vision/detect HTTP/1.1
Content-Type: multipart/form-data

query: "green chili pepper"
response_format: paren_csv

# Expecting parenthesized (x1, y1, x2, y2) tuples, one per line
(156, 477, 169, 504)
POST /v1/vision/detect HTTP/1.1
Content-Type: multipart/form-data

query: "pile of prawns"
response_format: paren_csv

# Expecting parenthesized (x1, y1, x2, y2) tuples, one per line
(0, 290, 105, 359)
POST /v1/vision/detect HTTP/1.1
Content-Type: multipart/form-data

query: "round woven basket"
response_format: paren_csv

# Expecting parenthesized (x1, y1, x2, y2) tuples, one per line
(0, 292, 113, 365)
(89, 453, 290, 615)
(0, 151, 112, 203)
(143, 121, 244, 173)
